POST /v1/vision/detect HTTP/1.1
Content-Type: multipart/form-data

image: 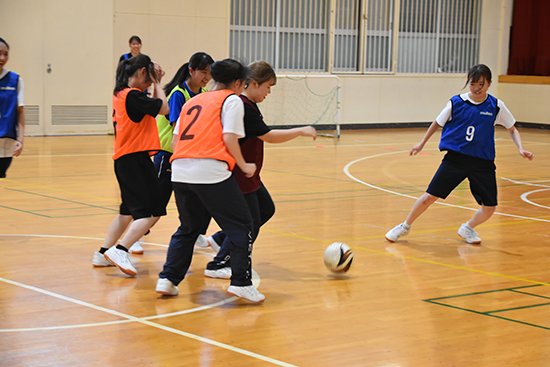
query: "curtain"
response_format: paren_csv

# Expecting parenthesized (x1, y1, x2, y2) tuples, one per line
(507, 0, 550, 76)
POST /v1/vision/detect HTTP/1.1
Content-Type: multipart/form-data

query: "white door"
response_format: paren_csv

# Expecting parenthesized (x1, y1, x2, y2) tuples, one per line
(43, 0, 113, 135)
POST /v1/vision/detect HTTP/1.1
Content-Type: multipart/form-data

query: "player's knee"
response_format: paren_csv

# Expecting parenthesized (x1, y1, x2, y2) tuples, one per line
(420, 193, 437, 206)
(482, 206, 496, 215)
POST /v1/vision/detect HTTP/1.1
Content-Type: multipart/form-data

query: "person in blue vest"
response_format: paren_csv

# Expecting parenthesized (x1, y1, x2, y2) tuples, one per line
(119, 35, 142, 62)
(128, 52, 215, 255)
(0, 37, 25, 178)
(385, 64, 534, 245)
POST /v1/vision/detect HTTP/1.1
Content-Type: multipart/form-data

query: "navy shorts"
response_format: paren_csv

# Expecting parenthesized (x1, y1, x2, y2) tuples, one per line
(114, 152, 167, 219)
(426, 151, 497, 206)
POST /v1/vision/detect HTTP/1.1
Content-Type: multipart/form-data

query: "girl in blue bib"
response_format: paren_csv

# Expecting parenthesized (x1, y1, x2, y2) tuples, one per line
(385, 64, 534, 245)
(0, 37, 25, 178)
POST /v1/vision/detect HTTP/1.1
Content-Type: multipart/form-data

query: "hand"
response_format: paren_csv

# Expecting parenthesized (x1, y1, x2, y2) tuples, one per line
(301, 126, 317, 140)
(240, 162, 257, 178)
(409, 143, 424, 156)
(520, 149, 534, 160)
(151, 62, 165, 83)
(13, 140, 23, 157)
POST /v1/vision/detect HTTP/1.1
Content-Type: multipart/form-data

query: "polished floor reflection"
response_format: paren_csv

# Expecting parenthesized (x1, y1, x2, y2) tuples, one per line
(1, 128, 549, 366)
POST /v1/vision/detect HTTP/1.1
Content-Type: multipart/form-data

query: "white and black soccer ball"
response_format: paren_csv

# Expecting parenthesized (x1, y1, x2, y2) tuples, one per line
(323, 242, 353, 273)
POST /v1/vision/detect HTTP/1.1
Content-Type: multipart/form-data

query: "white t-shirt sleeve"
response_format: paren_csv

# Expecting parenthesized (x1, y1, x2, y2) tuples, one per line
(435, 100, 452, 126)
(173, 117, 181, 135)
(17, 77, 25, 107)
(495, 100, 515, 128)
(221, 94, 245, 137)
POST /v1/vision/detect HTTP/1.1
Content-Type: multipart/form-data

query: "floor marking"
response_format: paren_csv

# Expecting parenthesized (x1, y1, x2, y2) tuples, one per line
(520, 189, 550, 210)
(0, 235, 263, 333)
(500, 177, 550, 188)
(343, 150, 550, 223)
(0, 277, 294, 367)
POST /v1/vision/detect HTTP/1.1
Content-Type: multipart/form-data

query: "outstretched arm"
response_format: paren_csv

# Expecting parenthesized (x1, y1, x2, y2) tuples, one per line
(260, 126, 317, 143)
(410, 121, 440, 156)
(507, 126, 534, 160)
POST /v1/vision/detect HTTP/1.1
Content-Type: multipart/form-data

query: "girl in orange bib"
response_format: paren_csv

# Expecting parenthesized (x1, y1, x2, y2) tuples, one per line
(156, 59, 265, 303)
(92, 54, 168, 277)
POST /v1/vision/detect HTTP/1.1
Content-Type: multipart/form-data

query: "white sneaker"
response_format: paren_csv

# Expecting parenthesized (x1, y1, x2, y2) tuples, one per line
(458, 223, 481, 244)
(204, 267, 232, 279)
(129, 240, 144, 254)
(227, 285, 265, 303)
(155, 278, 179, 296)
(194, 235, 209, 248)
(92, 251, 114, 267)
(385, 222, 410, 242)
(206, 236, 221, 252)
(104, 247, 137, 276)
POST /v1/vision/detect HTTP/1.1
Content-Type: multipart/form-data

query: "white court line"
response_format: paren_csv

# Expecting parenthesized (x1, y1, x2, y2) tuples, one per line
(0, 234, 289, 366)
(0, 277, 295, 367)
(343, 150, 550, 223)
(0, 233, 251, 333)
(520, 189, 550, 210)
(501, 177, 550, 188)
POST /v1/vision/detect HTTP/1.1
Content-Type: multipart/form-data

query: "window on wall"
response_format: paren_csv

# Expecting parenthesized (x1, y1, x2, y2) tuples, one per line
(230, 0, 329, 72)
(398, 0, 482, 73)
(333, 0, 361, 72)
(229, 0, 481, 74)
(365, 0, 394, 72)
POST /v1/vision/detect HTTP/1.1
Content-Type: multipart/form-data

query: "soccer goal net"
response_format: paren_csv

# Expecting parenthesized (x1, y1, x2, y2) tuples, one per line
(260, 74, 342, 138)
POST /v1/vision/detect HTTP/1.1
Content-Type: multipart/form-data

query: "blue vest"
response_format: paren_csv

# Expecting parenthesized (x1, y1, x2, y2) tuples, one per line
(439, 94, 499, 161)
(0, 71, 19, 139)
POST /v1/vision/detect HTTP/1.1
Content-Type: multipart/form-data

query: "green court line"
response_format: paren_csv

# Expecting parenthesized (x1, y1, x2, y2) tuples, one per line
(424, 299, 550, 331)
(2, 187, 118, 217)
(0, 204, 52, 218)
(424, 285, 550, 331)
(510, 289, 550, 300)
(424, 285, 542, 301)
(488, 302, 550, 314)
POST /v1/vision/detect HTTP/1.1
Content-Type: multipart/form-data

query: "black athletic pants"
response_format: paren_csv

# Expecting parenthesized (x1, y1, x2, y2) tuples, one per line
(159, 176, 254, 287)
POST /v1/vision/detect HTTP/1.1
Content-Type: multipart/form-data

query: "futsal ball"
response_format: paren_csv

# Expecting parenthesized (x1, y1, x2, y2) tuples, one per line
(323, 242, 353, 273)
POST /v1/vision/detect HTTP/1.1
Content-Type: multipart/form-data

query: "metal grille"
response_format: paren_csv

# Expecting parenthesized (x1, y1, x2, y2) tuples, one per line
(397, 0, 482, 73)
(334, 0, 361, 72)
(51, 105, 108, 125)
(365, 0, 394, 72)
(24, 105, 39, 126)
(230, 0, 329, 71)
(230, 0, 481, 74)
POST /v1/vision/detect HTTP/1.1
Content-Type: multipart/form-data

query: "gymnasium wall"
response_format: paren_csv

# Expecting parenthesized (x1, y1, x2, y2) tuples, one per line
(339, 0, 550, 126)
(113, 0, 230, 89)
(2, 0, 547, 136)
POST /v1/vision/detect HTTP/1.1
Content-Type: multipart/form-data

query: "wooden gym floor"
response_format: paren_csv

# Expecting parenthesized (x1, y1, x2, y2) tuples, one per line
(1, 128, 549, 366)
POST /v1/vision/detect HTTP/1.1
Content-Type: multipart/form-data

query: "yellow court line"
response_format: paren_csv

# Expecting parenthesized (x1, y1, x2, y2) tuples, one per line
(264, 228, 550, 287)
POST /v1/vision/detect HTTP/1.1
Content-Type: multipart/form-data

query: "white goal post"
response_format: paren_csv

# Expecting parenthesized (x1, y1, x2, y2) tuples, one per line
(260, 74, 342, 138)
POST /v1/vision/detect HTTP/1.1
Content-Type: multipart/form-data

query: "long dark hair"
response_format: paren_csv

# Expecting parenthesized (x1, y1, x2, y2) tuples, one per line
(113, 54, 153, 95)
(211, 59, 249, 86)
(163, 52, 214, 96)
